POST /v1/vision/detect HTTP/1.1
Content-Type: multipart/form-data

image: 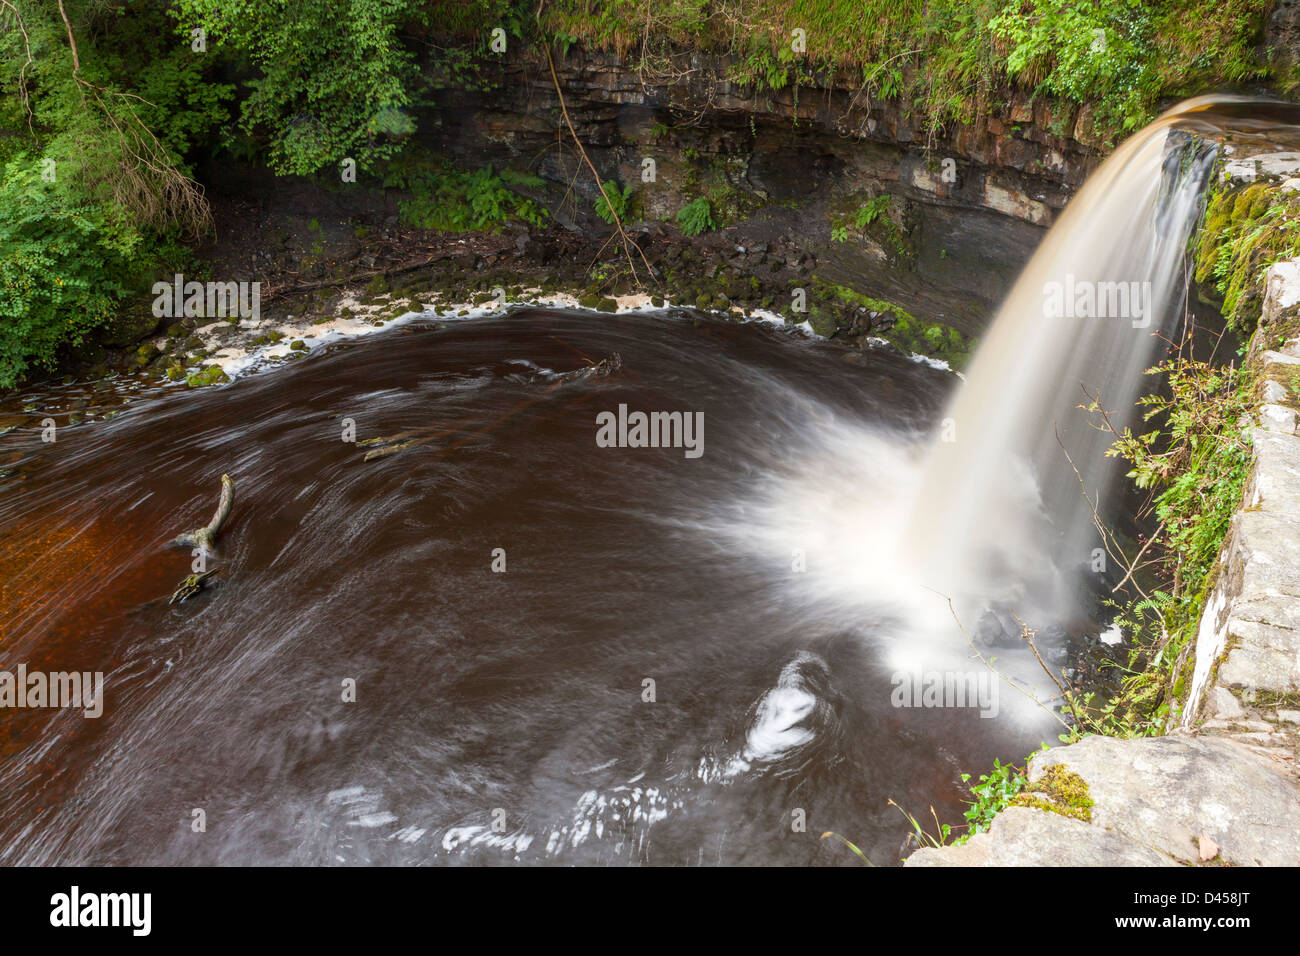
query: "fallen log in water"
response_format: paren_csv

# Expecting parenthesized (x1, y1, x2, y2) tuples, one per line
(173, 474, 234, 550)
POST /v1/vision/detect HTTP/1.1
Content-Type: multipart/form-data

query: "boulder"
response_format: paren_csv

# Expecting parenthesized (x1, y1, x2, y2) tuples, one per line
(906, 807, 1175, 867)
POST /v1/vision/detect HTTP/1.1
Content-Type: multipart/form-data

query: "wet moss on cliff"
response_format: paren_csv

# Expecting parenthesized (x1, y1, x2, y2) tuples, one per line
(813, 279, 971, 368)
(1195, 180, 1300, 335)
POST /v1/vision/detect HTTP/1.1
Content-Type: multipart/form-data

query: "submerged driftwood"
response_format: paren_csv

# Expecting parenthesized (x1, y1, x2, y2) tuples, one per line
(174, 474, 234, 550)
(358, 353, 623, 463)
(168, 568, 221, 605)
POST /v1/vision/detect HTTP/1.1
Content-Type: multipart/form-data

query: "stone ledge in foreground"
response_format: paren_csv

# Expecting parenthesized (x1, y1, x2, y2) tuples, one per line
(905, 735, 1300, 867)
(905, 806, 1177, 867)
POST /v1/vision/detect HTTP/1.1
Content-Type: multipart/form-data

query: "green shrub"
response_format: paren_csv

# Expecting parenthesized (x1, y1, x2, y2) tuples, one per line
(383, 161, 548, 232)
(1100, 355, 1255, 730)
(593, 180, 633, 224)
(0, 160, 139, 388)
(676, 197, 715, 236)
(958, 755, 1031, 841)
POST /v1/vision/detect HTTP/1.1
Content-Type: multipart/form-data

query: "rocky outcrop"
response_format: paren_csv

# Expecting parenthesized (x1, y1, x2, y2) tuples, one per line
(908, 806, 1178, 867)
(426, 49, 1102, 229)
(1183, 258, 1300, 760)
(398, 48, 1112, 348)
(909, 735, 1300, 866)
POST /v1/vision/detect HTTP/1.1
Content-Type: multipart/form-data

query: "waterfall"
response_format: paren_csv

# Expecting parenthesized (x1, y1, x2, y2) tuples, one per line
(901, 97, 1235, 641)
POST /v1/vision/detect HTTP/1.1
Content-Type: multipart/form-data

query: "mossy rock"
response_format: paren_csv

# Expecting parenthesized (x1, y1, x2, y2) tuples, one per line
(805, 305, 838, 337)
(135, 343, 161, 366)
(97, 304, 161, 348)
(185, 365, 230, 388)
(289, 340, 307, 351)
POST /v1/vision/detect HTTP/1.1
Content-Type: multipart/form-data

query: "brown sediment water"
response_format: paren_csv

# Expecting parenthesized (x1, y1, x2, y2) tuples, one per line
(1, 310, 1051, 865)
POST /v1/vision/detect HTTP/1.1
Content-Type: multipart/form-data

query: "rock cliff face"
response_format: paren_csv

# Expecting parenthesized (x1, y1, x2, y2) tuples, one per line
(423, 49, 1105, 226)
(1184, 257, 1300, 745)
(404, 48, 1115, 337)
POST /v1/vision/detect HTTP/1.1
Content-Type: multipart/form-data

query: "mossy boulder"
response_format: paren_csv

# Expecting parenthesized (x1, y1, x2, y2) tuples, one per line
(185, 365, 230, 388)
(134, 343, 161, 366)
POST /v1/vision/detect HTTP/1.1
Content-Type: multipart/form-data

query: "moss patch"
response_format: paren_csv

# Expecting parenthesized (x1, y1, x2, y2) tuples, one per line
(1195, 180, 1300, 335)
(185, 365, 230, 388)
(814, 278, 970, 368)
(1010, 763, 1094, 823)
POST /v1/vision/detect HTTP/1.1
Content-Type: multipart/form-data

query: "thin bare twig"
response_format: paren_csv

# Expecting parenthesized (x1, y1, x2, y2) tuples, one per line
(541, 37, 656, 285)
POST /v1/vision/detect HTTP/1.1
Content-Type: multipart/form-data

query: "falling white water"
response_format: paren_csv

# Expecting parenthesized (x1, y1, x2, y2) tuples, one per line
(692, 97, 1258, 726)
(899, 97, 1225, 637)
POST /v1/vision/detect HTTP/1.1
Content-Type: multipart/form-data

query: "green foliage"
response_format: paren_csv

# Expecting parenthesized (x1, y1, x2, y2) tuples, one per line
(957, 755, 1032, 841)
(853, 195, 891, 228)
(533, 0, 1271, 142)
(887, 799, 957, 850)
(675, 197, 715, 236)
(174, 0, 422, 175)
(989, 0, 1158, 133)
(819, 830, 876, 865)
(0, 160, 136, 388)
(831, 195, 908, 256)
(593, 180, 634, 224)
(1098, 355, 1255, 731)
(0, 1, 216, 388)
(1111, 358, 1254, 591)
(1196, 183, 1300, 335)
(879, 747, 1043, 853)
(382, 160, 548, 232)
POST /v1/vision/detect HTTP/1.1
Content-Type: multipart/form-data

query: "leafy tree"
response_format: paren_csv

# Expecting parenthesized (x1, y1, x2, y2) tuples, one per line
(0, 159, 134, 387)
(174, 0, 421, 176)
(0, 0, 223, 387)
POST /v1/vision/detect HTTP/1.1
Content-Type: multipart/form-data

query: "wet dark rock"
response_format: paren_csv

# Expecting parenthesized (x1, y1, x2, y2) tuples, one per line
(134, 343, 161, 366)
(975, 604, 1024, 648)
(97, 305, 161, 348)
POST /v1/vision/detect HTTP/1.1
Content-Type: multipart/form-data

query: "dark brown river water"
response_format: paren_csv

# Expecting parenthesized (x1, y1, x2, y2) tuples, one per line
(0, 308, 1058, 865)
